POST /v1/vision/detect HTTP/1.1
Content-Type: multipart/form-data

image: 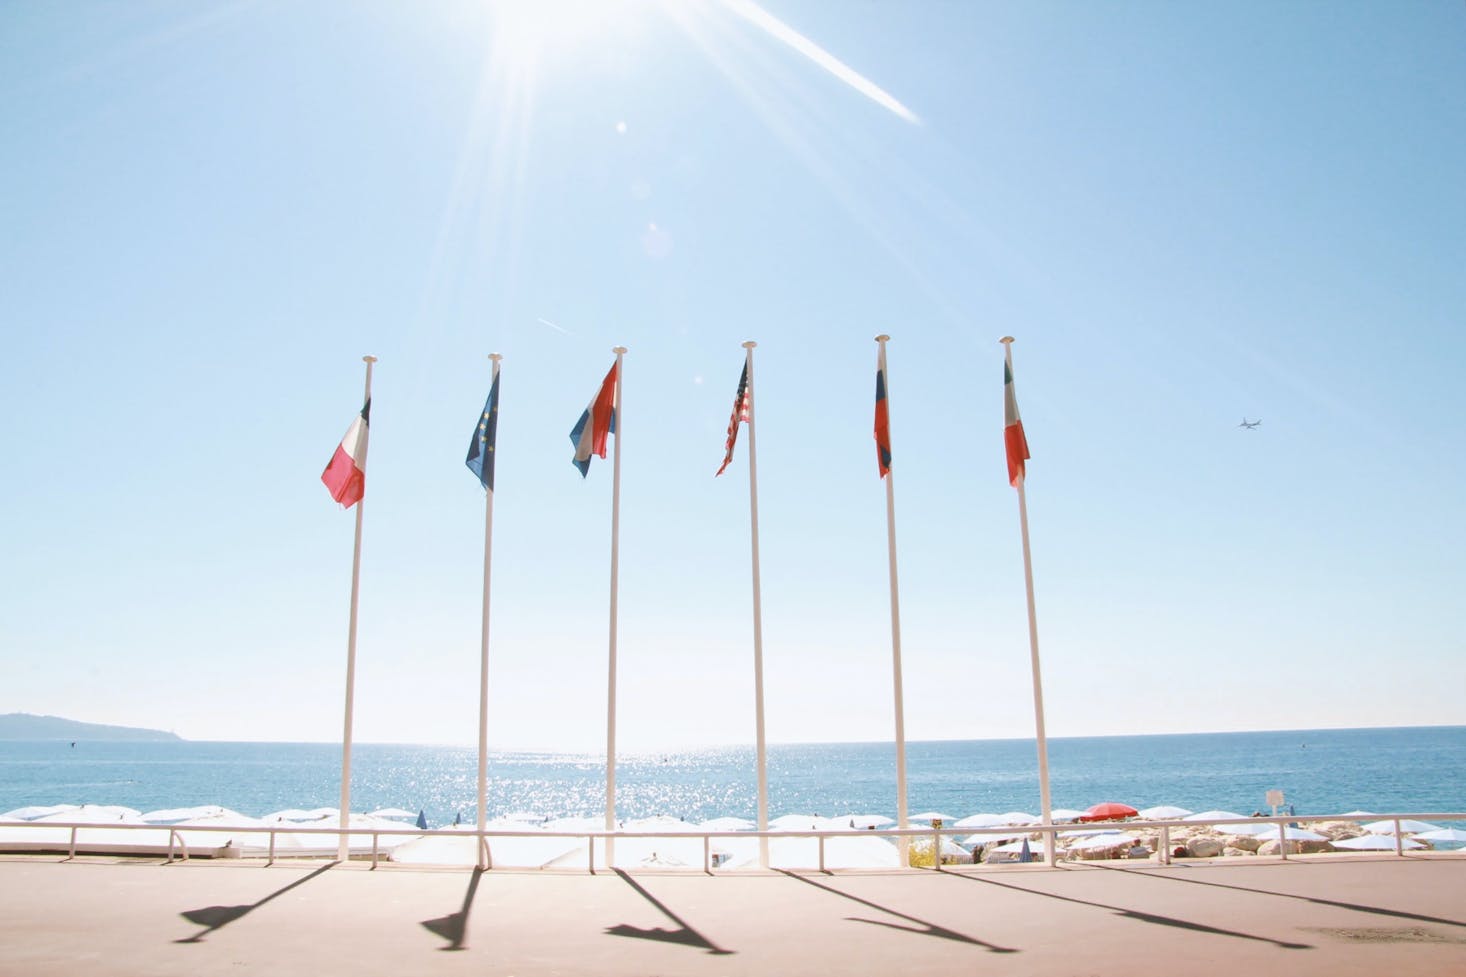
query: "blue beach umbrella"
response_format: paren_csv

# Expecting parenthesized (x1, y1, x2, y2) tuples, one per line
(416, 810, 428, 830)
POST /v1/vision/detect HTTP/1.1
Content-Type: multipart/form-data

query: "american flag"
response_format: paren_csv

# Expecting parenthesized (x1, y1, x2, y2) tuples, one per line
(715, 362, 751, 476)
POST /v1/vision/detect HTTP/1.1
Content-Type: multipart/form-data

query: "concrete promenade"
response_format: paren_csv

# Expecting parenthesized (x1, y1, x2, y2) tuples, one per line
(2, 853, 1464, 976)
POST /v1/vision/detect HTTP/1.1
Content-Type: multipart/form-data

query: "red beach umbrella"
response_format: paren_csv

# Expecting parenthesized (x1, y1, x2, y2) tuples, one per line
(1079, 802, 1139, 823)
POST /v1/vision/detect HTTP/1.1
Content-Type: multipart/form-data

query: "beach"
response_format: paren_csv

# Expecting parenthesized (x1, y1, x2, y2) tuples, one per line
(3, 852, 1465, 976)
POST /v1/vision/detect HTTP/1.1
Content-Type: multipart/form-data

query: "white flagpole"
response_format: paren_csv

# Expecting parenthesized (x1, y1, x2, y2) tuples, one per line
(605, 345, 628, 868)
(742, 340, 769, 869)
(875, 335, 909, 866)
(476, 353, 501, 870)
(338, 353, 376, 862)
(1000, 336, 1054, 864)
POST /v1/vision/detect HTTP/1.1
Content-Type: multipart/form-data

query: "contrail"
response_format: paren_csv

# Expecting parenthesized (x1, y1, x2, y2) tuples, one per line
(720, 0, 921, 125)
(536, 317, 571, 335)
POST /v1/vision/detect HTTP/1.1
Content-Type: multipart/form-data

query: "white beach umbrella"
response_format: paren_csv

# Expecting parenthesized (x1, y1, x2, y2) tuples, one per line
(1332, 834, 1424, 851)
(954, 813, 1008, 829)
(1065, 832, 1131, 851)
(1268, 826, 1330, 842)
(1048, 809, 1088, 823)
(839, 814, 895, 829)
(1138, 805, 1193, 820)
(142, 805, 241, 824)
(625, 815, 700, 834)
(2, 804, 80, 821)
(1185, 810, 1247, 823)
(367, 808, 420, 821)
(263, 809, 324, 822)
(1363, 819, 1439, 835)
(699, 816, 756, 832)
(35, 805, 142, 823)
(908, 812, 958, 824)
(1413, 827, 1466, 844)
(1212, 821, 1279, 836)
(769, 814, 823, 830)
(991, 839, 1047, 853)
(998, 811, 1038, 825)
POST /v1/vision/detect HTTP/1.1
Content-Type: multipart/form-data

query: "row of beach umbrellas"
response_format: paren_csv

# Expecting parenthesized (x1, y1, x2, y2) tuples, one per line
(6, 804, 1464, 846)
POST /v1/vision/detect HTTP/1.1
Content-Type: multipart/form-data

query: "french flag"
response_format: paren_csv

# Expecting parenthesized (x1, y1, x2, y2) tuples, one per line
(569, 362, 618, 477)
(322, 398, 370, 508)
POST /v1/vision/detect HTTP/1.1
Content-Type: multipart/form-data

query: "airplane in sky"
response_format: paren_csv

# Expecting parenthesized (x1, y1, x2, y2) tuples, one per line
(1238, 418, 1262, 429)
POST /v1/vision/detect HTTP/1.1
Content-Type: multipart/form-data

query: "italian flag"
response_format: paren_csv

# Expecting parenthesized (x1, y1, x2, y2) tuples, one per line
(322, 398, 370, 508)
(1004, 362, 1029, 487)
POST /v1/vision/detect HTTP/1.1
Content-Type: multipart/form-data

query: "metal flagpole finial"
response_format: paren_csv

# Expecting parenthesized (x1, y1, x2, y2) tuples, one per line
(363, 354, 379, 364)
(875, 334, 890, 343)
(999, 337, 1015, 346)
(489, 353, 502, 362)
(742, 340, 757, 349)
(613, 346, 628, 355)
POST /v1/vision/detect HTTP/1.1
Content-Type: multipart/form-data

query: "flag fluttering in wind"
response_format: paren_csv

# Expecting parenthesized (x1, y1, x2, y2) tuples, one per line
(874, 363, 892, 477)
(715, 362, 752, 476)
(322, 398, 370, 508)
(1004, 361, 1030, 486)
(569, 362, 618, 477)
(466, 361, 500, 491)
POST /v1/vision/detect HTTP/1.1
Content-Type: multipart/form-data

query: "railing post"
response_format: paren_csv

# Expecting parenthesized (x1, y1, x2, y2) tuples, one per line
(371, 832, 380, 869)
(1159, 826, 1171, 865)
(589, 835, 596, 875)
(1278, 821, 1288, 861)
(818, 834, 826, 873)
(68, 826, 77, 860)
(1394, 818, 1404, 856)
(268, 829, 277, 866)
(703, 835, 711, 874)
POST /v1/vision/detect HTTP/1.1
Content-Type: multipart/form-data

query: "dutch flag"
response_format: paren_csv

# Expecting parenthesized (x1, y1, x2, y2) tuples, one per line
(569, 362, 618, 477)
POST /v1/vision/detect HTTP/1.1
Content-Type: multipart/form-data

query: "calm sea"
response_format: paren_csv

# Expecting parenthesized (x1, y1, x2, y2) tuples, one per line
(2, 727, 1462, 826)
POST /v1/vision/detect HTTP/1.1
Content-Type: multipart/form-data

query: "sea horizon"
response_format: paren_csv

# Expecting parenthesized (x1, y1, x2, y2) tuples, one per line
(4, 725, 1463, 827)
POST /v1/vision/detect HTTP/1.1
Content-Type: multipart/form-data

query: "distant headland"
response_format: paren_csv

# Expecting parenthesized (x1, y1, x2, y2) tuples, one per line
(0, 713, 183, 742)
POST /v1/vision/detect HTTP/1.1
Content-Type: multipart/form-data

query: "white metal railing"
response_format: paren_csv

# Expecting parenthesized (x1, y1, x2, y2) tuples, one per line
(1, 812, 1460, 871)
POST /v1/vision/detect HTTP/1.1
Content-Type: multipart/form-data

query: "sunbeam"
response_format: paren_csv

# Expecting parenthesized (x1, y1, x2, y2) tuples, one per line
(719, 0, 921, 124)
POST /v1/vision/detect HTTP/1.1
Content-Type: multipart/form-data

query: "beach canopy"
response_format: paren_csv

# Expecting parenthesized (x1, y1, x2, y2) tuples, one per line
(699, 817, 756, 832)
(1079, 802, 1138, 822)
(1049, 808, 1089, 823)
(1332, 834, 1424, 851)
(1138, 805, 1193, 820)
(1363, 819, 1439, 835)
(367, 808, 420, 821)
(1413, 827, 1466, 844)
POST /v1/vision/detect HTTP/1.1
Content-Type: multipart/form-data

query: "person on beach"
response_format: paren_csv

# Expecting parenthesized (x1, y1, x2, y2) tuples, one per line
(1127, 839, 1150, 859)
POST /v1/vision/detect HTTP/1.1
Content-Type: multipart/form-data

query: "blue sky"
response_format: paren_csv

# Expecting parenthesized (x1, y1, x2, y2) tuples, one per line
(2, 0, 1462, 751)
